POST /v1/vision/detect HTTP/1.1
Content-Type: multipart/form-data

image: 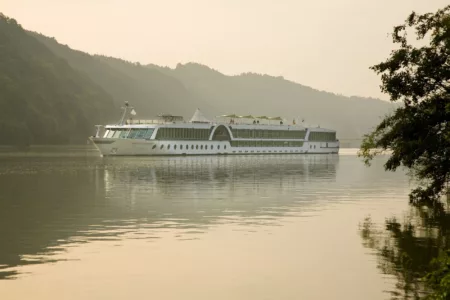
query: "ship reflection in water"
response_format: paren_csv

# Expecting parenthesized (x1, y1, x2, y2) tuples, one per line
(0, 151, 410, 300)
(0, 154, 338, 280)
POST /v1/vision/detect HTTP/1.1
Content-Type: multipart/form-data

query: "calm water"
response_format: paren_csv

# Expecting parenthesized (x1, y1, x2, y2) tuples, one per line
(0, 147, 412, 299)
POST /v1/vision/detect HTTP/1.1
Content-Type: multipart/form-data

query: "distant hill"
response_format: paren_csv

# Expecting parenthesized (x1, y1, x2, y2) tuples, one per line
(0, 13, 116, 145)
(33, 29, 393, 142)
(0, 13, 394, 145)
(31, 33, 214, 119)
(148, 63, 394, 141)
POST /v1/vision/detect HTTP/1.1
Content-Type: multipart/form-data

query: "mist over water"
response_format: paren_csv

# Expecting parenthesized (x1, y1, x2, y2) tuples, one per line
(0, 148, 411, 299)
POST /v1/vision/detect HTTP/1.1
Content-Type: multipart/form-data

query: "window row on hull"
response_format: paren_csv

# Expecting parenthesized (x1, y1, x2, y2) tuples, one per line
(230, 141, 304, 147)
(155, 128, 211, 140)
(309, 131, 336, 141)
(230, 129, 306, 139)
(105, 128, 154, 139)
(103, 127, 337, 142)
(154, 144, 228, 150)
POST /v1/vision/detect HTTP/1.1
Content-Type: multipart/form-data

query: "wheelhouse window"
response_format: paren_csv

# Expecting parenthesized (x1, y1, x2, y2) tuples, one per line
(134, 129, 147, 139)
(126, 128, 153, 139)
(106, 130, 115, 138)
(143, 129, 154, 139)
(112, 130, 122, 138)
(119, 130, 130, 138)
(127, 129, 139, 139)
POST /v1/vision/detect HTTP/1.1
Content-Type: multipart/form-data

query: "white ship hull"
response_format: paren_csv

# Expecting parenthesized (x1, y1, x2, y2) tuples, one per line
(90, 137, 339, 156)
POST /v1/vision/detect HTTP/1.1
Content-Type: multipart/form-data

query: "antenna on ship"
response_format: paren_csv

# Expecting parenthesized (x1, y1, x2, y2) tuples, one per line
(118, 101, 135, 125)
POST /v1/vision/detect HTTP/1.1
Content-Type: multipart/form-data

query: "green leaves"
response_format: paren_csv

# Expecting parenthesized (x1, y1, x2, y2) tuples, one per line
(360, 5, 450, 206)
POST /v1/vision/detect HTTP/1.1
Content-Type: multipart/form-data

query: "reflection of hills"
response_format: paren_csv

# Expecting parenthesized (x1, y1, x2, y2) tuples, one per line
(0, 155, 337, 279)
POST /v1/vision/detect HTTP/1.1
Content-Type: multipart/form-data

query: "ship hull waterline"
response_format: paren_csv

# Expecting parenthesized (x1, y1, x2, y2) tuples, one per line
(90, 137, 339, 157)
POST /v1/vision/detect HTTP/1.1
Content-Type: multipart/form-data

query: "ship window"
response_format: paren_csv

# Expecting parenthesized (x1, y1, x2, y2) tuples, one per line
(106, 130, 115, 138)
(127, 129, 138, 139)
(168, 145, 171, 149)
(224, 145, 227, 149)
(112, 130, 122, 138)
(119, 129, 130, 139)
(196, 145, 199, 149)
(201, 145, 203, 150)
(191, 145, 194, 150)
(152, 145, 156, 149)
(174, 145, 177, 150)
(180, 145, 183, 150)
(143, 129, 154, 139)
(160, 145, 164, 149)
(210, 145, 213, 150)
(217, 145, 220, 150)
(134, 129, 148, 139)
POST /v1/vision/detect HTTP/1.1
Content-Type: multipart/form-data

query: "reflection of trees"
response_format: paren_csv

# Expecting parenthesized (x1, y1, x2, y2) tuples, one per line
(0, 155, 338, 279)
(360, 200, 450, 299)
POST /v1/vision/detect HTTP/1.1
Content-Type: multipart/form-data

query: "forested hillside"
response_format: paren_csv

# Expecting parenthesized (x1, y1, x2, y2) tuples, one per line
(32, 33, 213, 118)
(33, 31, 394, 141)
(0, 14, 116, 145)
(149, 63, 394, 140)
(0, 13, 394, 145)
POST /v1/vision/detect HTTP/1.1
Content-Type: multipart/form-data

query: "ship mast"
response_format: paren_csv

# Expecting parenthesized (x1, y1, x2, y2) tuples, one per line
(118, 101, 134, 125)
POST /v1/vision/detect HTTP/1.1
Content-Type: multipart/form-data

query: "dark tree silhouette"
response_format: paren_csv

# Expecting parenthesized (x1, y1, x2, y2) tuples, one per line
(359, 5, 450, 207)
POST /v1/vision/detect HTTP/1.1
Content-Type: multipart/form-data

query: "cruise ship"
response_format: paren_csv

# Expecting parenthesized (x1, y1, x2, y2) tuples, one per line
(90, 102, 339, 156)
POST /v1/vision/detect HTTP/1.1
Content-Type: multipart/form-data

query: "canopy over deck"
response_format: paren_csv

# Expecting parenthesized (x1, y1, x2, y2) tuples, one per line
(190, 108, 211, 123)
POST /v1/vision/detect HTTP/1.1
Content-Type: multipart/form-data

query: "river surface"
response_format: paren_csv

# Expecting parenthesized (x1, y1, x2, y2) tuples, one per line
(0, 147, 412, 299)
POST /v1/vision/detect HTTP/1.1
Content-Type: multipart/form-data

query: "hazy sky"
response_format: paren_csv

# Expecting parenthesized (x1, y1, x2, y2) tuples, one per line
(3, 0, 448, 99)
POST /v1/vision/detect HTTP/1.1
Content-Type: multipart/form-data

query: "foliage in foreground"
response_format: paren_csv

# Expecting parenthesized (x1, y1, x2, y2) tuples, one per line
(359, 5, 450, 299)
(359, 5, 450, 206)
